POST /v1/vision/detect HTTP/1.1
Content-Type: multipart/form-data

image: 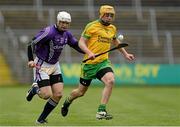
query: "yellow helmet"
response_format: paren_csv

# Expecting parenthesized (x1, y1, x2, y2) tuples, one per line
(99, 5, 115, 18)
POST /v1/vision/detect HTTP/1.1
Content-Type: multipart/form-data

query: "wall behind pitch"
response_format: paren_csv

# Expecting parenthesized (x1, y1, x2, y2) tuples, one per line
(61, 63, 180, 86)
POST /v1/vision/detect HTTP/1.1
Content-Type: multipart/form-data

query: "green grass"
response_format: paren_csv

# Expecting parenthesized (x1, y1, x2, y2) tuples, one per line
(0, 85, 180, 126)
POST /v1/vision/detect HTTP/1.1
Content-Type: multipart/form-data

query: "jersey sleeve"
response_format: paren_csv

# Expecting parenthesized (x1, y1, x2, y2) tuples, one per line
(67, 31, 78, 45)
(27, 26, 51, 60)
(67, 31, 85, 54)
(32, 26, 51, 45)
(27, 41, 34, 61)
(81, 23, 95, 39)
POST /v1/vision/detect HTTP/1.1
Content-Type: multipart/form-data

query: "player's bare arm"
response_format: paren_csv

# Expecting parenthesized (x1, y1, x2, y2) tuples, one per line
(112, 39, 135, 61)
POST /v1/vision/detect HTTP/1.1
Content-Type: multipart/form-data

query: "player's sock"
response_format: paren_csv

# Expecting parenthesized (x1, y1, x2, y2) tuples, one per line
(37, 98, 58, 122)
(61, 97, 72, 117)
(62, 96, 72, 108)
(96, 104, 113, 120)
(66, 96, 72, 103)
(98, 104, 106, 112)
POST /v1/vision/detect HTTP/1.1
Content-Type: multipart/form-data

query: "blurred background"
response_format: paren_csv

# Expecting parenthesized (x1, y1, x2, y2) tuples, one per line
(0, 0, 180, 85)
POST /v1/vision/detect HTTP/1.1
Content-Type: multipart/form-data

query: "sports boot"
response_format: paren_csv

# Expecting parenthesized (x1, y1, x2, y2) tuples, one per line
(96, 110, 113, 120)
(26, 83, 39, 101)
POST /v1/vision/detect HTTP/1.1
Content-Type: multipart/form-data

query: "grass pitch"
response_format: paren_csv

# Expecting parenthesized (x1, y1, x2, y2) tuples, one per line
(0, 85, 180, 126)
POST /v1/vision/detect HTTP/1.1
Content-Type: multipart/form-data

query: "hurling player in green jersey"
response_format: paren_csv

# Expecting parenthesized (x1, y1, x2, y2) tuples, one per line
(61, 5, 135, 120)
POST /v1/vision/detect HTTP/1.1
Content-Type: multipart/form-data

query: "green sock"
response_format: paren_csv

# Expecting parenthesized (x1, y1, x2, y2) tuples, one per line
(98, 104, 106, 112)
(66, 96, 72, 103)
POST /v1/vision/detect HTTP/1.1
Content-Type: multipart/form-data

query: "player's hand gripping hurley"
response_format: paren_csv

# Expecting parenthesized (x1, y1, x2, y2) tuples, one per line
(82, 43, 128, 63)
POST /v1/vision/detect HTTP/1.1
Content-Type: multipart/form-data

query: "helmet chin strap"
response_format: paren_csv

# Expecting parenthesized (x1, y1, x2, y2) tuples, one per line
(99, 19, 111, 26)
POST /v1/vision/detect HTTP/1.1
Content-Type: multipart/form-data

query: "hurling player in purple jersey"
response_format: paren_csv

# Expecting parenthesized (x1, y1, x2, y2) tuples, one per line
(26, 11, 84, 124)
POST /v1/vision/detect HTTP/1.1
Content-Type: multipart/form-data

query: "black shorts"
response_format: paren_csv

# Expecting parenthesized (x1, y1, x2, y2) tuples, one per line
(37, 74, 63, 88)
(80, 67, 113, 86)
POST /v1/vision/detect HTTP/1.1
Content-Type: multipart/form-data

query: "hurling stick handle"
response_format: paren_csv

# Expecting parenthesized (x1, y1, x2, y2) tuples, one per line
(82, 48, 116, 63)
(82, 43, 128, 63)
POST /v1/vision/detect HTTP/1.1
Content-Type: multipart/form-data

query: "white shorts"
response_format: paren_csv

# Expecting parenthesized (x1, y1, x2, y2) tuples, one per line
(33, 57, 62, 82)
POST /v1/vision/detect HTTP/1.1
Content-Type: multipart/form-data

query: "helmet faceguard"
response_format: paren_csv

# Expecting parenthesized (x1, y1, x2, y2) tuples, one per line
(57, 11, 71, 23)
(99, 5, 115, 19)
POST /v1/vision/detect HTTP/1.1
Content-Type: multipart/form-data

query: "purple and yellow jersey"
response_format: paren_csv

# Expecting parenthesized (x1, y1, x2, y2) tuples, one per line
(81, 20, 117, 64)
(32, 24, 78, 64)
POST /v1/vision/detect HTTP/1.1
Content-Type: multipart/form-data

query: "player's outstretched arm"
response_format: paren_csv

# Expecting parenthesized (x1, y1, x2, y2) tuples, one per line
(68, 41, 85, 54)
(112, 39, 135, 61)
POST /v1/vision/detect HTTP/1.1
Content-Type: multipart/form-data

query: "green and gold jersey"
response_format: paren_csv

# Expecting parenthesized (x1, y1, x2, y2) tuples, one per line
(81, 20, 117, 64)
